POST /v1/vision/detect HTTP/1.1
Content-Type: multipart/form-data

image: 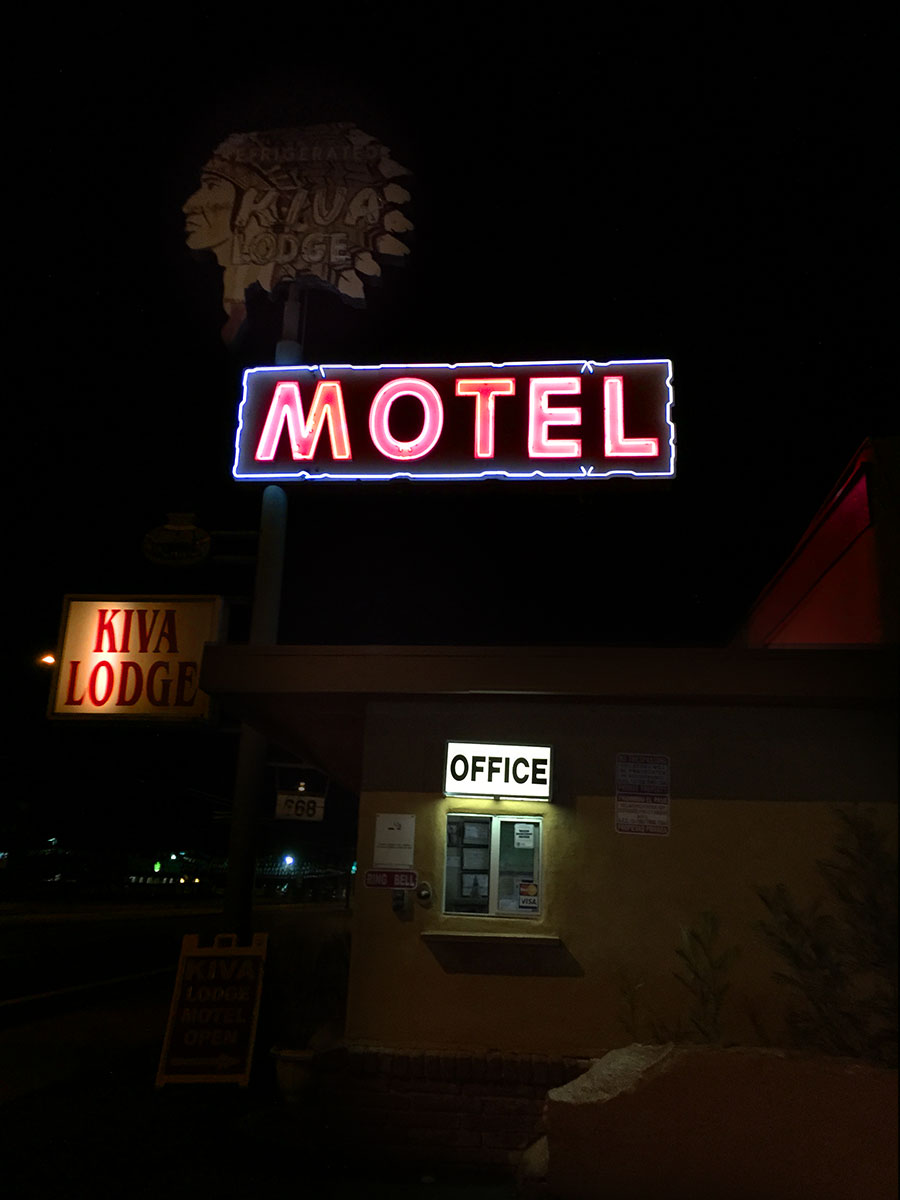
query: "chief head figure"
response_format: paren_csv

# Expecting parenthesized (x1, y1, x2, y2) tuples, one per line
(183, 124, 413, 345)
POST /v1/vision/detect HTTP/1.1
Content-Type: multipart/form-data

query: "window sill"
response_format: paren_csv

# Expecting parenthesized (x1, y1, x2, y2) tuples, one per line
(421, 930, 561, 948)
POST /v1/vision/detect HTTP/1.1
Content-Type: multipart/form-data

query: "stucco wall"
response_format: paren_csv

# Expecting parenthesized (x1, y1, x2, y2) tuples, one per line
(546, 1045, 898, 1200)
(345, 696, 896, 1057)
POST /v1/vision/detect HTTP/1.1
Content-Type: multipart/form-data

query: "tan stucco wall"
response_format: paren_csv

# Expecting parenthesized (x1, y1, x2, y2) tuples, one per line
(344, 691, 896, 1058)
(346, 788, 895, 1057)
(546, 1046, 898, 1200)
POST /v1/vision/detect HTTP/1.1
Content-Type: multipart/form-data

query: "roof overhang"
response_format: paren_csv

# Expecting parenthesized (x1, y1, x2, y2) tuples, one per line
(200, 644, 898, 794)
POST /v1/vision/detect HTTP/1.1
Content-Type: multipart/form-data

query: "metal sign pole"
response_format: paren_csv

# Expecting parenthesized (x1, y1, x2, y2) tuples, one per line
(224, 281, 303, 936)
(224, 484, 287, 938)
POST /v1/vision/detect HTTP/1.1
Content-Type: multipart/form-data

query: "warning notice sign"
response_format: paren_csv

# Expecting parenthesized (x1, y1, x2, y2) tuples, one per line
(615, 753, 671, 836)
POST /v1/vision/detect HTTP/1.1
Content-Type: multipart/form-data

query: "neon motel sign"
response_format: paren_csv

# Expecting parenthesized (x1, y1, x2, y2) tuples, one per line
(233, 358, 674, 482)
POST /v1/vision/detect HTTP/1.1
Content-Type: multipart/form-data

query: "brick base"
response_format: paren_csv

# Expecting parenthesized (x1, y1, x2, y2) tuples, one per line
(307, 1046, 590, 1169)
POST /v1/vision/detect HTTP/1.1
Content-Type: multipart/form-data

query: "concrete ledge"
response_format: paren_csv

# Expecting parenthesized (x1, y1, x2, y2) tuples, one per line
(546, 1044, 898, 1200)
(421, 932, 580, 977)
(420, 932, 562, 946)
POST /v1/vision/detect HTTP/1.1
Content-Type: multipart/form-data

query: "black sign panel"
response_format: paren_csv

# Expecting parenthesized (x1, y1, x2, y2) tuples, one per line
(233, 358, 674, 482)
(156, 933, 266, 1086)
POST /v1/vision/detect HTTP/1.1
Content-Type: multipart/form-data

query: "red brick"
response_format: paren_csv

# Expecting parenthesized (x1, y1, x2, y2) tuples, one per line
(423, 1051, 443, 1080)
(404, 1078, 460, 1095)
(407, 1050, 425, 1078)
(485, 1095, 539, 1116)
(455, 1053, 476, 1081)
(403, 1109, 462, 1131)
(390, 1052, 411, 1078)
(406, 1090, 464, 1112)
(483, 1128, 530, 1150)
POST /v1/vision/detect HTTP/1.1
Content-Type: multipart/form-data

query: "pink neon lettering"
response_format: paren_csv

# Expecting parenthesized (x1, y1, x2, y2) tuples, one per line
(369, 378, 444, 461)
(528, 377, 582, 458)
(255, 381, 352, 461)
(455, 378, 515, 458)
(603, 376, 659, 457)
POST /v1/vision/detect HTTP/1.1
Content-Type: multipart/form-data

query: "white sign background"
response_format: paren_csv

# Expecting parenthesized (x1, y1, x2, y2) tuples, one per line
(444, 741, 553, 800)
(373, 813, 416, 867)
(51, 595, 221, 721)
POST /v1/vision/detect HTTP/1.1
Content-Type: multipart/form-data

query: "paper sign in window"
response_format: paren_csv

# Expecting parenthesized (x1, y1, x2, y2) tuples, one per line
(462, 873, 489, 898)
(463, 821, 490, 844)
(514, 823, 535, 849)
(463, 846, 490, 871)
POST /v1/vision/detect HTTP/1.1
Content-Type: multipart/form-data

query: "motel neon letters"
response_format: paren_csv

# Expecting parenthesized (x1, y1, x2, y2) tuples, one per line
(234, 359, 674, 482)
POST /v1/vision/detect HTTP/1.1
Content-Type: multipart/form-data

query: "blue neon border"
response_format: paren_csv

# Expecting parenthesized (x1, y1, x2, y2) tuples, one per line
(232, 358, 675, 482)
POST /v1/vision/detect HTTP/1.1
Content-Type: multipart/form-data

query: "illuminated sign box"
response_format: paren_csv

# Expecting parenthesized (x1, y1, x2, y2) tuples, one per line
(49, 595, 223, 722)
(234, 358, 674, 482)
(444, 741, 553, 801)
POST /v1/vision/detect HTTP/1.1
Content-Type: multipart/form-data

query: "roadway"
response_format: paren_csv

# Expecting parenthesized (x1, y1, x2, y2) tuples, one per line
(0, 898, 516, 1198)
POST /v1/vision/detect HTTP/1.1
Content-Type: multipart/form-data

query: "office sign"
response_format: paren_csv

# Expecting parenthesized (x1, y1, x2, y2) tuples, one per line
(49, 595, 223, 722)
(233, 358, 674, 482)
(444, 741, 553, 801)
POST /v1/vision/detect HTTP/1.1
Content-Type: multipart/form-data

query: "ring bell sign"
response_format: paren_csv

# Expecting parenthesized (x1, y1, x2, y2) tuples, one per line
(234, 359, 674, 482)
(444, 742, 553, 801)
(49, 596, 222, 722)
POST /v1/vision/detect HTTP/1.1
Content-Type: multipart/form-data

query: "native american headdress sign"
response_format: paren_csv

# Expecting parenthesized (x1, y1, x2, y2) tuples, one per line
(183, 124, 413, 342)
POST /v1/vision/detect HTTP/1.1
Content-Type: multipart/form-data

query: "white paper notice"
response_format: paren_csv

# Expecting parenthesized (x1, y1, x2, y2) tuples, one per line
(374, 814, 416, 867)
(514, 823, 535, 849)
(615, 753, 671, 836)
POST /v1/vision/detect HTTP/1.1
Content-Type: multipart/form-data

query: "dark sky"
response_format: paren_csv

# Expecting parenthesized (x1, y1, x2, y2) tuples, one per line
(5, 16, 894, 849)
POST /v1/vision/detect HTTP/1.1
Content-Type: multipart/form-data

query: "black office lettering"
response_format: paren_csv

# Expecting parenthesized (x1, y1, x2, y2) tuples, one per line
(450, 754, 469, 781)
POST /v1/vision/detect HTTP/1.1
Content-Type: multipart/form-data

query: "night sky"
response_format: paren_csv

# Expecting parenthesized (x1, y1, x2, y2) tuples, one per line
(6, 16, 894, 856)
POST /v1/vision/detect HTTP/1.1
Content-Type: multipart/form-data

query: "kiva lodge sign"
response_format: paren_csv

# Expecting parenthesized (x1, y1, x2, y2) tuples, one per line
(49, 596, 222, 722)
(234, 358, 674, 483)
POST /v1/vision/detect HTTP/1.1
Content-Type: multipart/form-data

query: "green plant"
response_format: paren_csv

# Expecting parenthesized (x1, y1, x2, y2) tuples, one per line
(673, 910, 740, 1043)
(615, 970, 647, 1041)
(615, 912, 739, 1045)
(756, 806, 897, 1066)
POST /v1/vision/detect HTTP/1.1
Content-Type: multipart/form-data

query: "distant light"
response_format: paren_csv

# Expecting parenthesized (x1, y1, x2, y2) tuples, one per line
(179, 877, 185, 884)
(170, 854, 177, 860)
(39, 653, 55, 666)
(350, 861, 357, 875)
(154, 861, 161, 873)
(194, 878, 200, 884)
(283, 855, 294, 867)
